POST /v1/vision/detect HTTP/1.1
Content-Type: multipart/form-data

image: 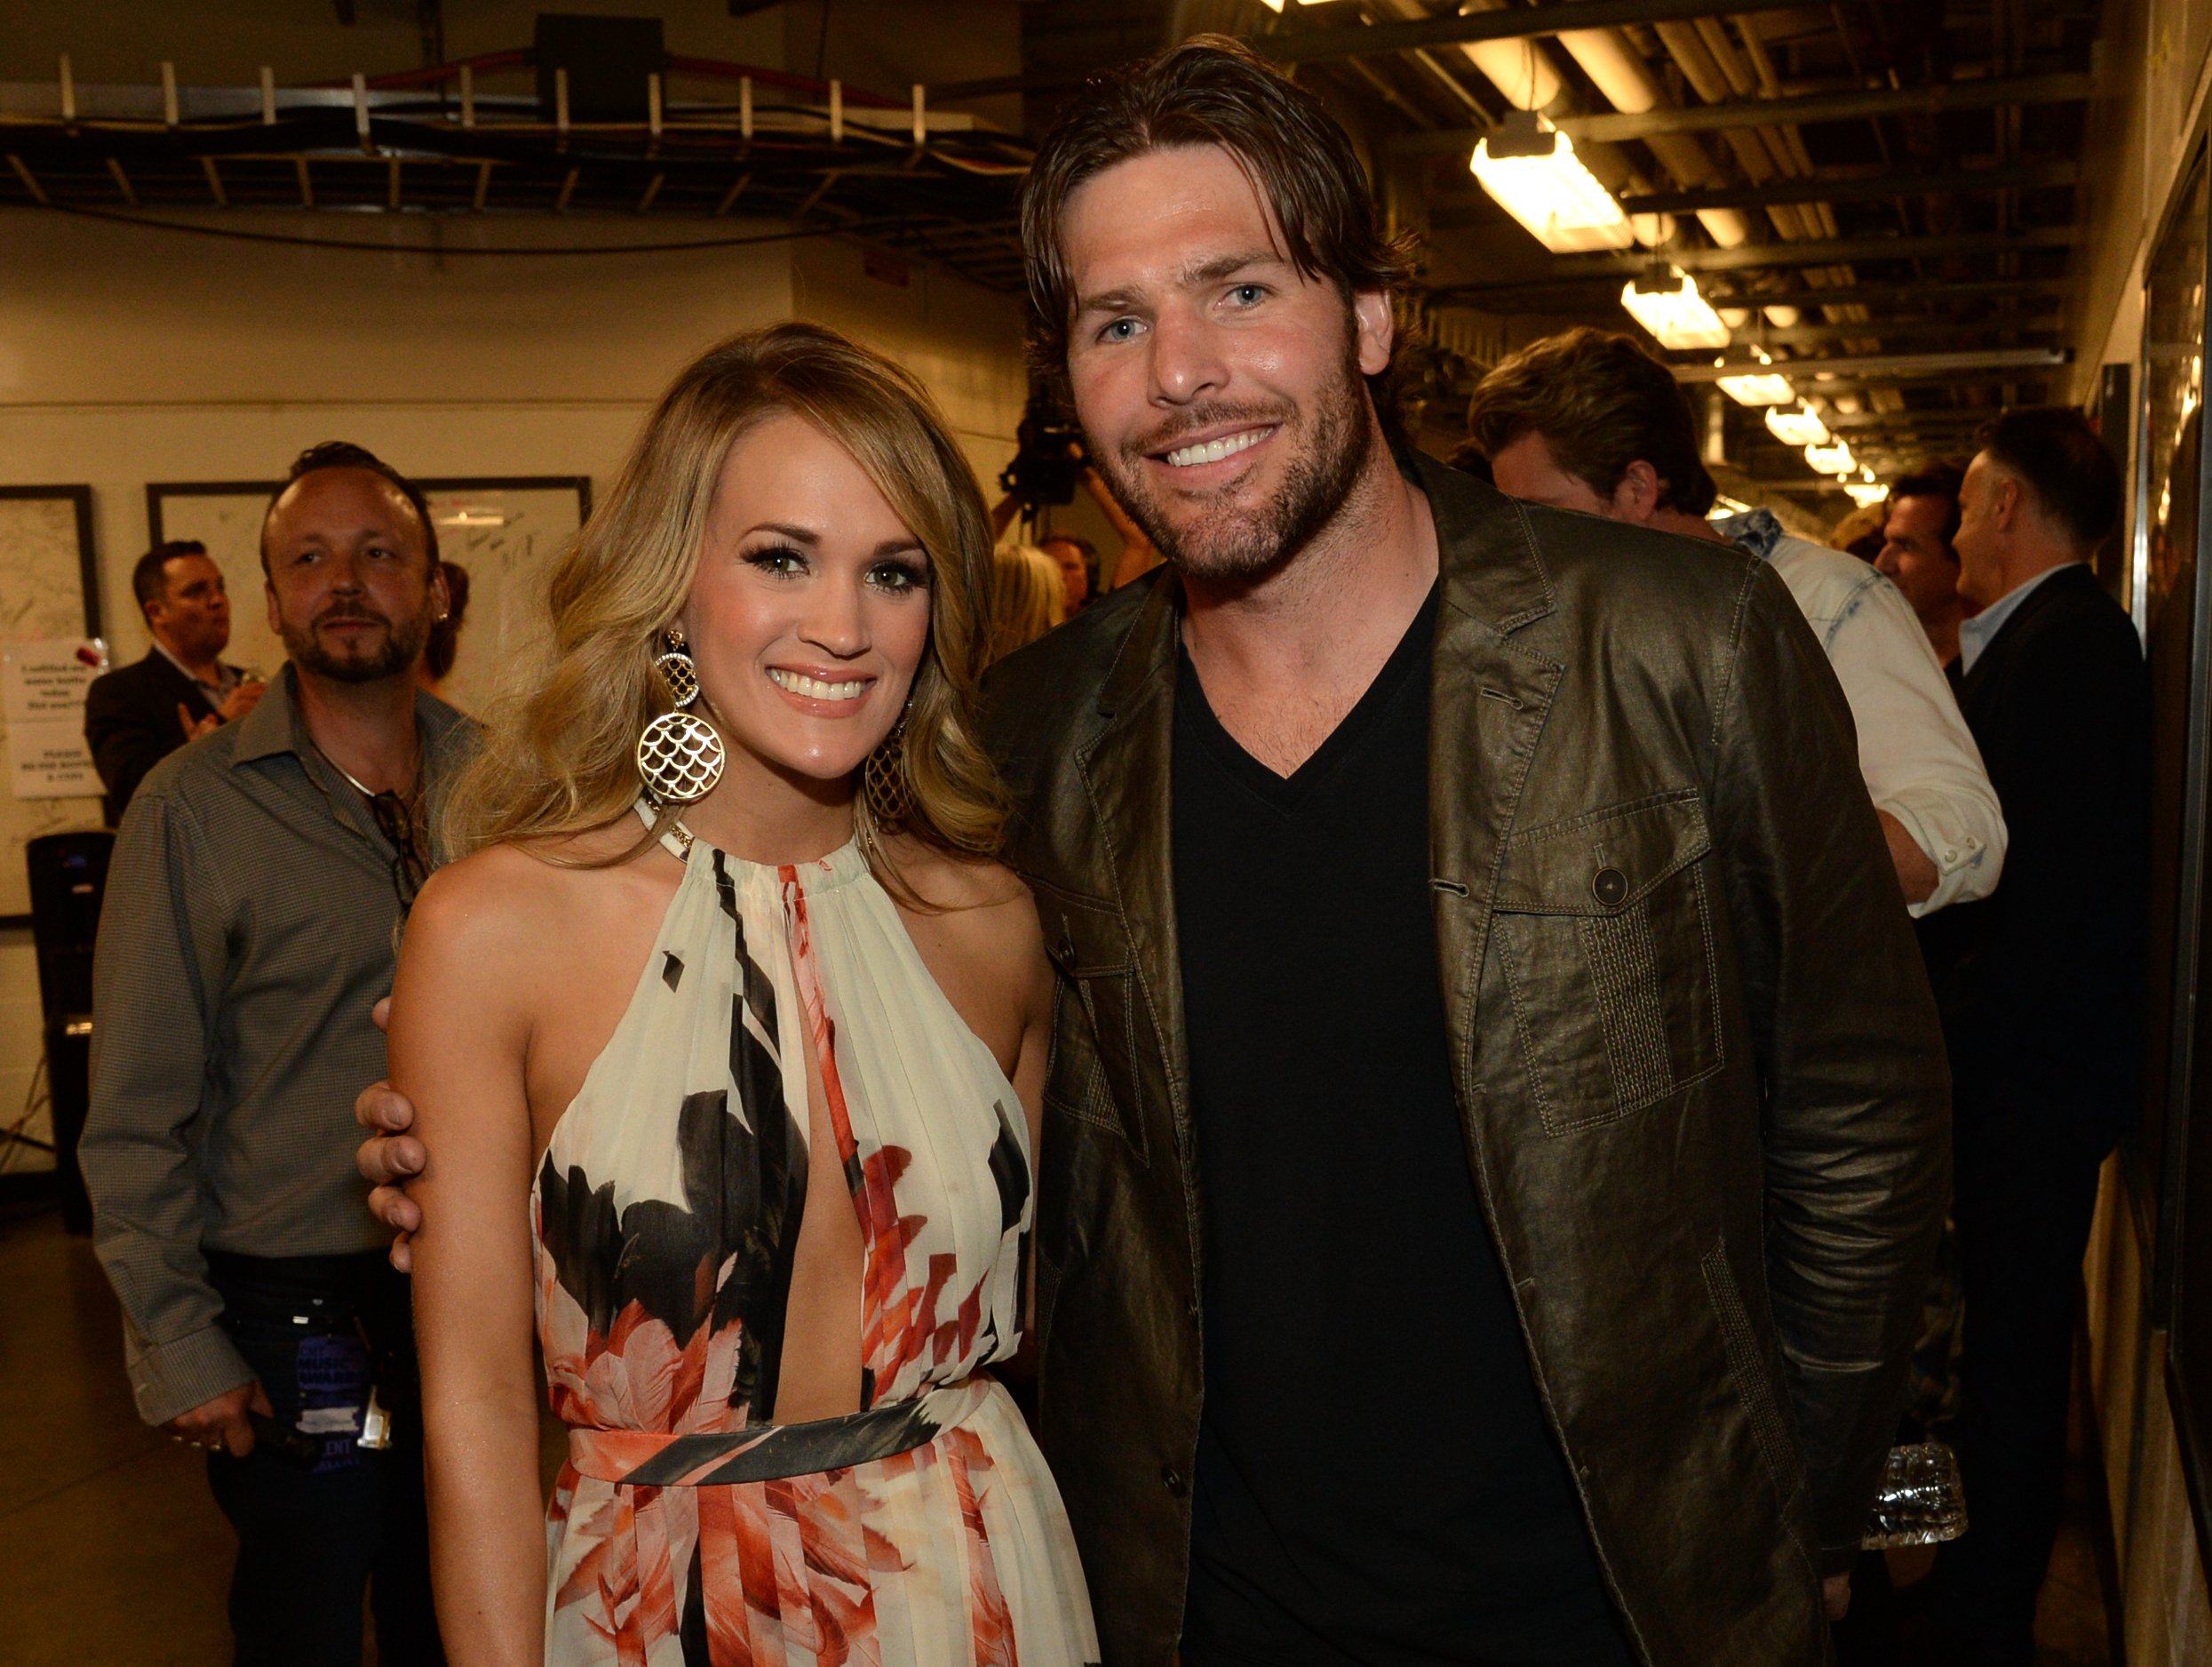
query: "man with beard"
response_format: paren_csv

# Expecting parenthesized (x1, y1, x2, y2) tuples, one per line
(81, 443, 464, 1666)
(353, 39, 1946, 1667)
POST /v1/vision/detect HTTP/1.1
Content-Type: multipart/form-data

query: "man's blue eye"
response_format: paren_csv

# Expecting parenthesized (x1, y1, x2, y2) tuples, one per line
(1102, 318, 1138, 341)
(1232, 284, 1265, 305)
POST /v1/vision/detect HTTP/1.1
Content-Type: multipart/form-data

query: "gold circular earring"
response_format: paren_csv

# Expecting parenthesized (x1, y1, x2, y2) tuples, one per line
(635, 626, 726, 805)
(862, 705, 915, 834)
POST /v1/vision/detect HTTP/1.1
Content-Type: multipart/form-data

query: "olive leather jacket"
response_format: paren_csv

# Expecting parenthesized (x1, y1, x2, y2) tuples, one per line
(983, 457, 1950, 1667)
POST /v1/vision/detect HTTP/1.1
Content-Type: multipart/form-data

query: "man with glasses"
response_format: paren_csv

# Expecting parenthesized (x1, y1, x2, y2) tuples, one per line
(80, 443, 464, 1667)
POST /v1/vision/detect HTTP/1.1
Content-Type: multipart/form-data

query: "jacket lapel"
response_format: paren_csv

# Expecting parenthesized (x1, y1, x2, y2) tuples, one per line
(1957, 562, 2090, 713)
(1414, 459, 1565, 1089)
(1074, 574, 1194, 1161)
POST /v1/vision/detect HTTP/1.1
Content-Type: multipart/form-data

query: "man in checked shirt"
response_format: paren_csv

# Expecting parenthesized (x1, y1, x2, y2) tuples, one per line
(80, 443, 465, 1667)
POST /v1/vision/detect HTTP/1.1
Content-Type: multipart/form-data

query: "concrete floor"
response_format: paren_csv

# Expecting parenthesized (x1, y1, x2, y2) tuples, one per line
(0, 1196, 2124, 1664)
(0, 1200, 233, 1666)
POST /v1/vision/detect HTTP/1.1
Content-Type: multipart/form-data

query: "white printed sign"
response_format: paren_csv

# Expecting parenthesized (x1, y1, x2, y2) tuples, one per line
(3, 641, 103, 798)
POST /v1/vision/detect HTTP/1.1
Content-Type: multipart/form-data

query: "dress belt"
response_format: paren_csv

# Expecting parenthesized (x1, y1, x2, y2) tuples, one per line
(568, 1377, 993, 1488)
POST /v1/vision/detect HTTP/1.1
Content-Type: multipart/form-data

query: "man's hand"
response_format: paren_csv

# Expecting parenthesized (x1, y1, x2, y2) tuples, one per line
(1823, 1573, 1851, 1622)
(356, 996, 425, 1272)
(164, 1380, 272, 1457)
(218, 680, 267, 724)
(357, 1079, 425, 1272)
(177, 681, 267, 742)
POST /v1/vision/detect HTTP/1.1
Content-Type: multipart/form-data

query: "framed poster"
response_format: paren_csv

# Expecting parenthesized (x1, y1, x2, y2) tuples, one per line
(0, 487, 107, 921)
(2144, 140, 2212, 1585)
(147, 476, 593, 718)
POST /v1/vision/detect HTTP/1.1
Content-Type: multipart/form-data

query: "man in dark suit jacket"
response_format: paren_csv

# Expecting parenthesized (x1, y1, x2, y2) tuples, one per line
(84, 541, 264, 826)
(1921, 408, 2148, 1665)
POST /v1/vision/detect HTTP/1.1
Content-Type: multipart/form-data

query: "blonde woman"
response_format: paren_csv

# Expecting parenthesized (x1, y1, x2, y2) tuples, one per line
(983, 542, 1067, 668)
(386, 324, 1096, 1665)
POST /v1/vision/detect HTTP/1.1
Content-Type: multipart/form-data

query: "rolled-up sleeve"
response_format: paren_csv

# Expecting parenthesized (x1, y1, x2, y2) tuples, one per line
(1825, 569, 2007, 914)
(79, 783, 253, 1425)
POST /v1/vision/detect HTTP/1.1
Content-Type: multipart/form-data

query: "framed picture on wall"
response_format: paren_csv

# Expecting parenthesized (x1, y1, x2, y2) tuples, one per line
(0, 486, 107, 921)
(2140, 138, 2212, 1583)
(147, 475, 593, 720)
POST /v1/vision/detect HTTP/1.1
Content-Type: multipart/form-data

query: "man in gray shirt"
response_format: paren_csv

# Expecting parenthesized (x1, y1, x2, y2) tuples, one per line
(82, 442, 465, 1667)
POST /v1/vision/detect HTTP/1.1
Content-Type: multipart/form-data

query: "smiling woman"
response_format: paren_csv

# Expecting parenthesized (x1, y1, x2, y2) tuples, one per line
(443, 323, 1005, 873)
(383, 323, 1097, 1667)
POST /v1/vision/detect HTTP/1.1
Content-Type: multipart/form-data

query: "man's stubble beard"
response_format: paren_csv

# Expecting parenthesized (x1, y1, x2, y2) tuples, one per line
(281, 602, 432, 685)
(1093, 340, 1376, 586)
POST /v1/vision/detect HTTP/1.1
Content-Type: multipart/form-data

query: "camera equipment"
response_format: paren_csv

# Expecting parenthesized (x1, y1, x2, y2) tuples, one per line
(999, 388, 1086, 514)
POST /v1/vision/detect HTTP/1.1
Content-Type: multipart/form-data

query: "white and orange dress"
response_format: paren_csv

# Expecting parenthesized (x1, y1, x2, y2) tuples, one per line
(531, 810, 1097, 1665)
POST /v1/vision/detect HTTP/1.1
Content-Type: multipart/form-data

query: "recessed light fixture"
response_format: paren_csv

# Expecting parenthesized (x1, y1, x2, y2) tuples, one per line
(1470, 112, 1635, 253)
(1718, 371, 1797, 407)
(1619, 267, 1731, 350)
(1763, 405, 1832, 446)
(1805, 439, 1858, 476)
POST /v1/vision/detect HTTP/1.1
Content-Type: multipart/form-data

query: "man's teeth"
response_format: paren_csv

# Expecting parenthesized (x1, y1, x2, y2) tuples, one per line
(1164, 428, 1269, 468)
(768, 669, 870, 700)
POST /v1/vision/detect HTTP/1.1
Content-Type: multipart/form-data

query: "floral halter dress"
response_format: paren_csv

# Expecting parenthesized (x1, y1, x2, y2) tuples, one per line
(531, 810, 1098, 1665)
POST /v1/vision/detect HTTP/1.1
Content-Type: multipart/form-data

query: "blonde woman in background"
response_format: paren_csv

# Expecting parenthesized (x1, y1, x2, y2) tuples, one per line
(983, 542, 1067, 669)
(386, 324, 1095, 1665)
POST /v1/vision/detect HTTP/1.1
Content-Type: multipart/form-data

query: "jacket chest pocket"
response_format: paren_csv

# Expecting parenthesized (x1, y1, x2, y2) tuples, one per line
(1487, 791, 1723, 1135)
(1033, 887, 1150, 1166)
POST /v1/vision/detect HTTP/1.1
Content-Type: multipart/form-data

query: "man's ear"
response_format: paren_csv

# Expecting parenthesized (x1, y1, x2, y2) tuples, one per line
(266, 578, 282, 640)
(1991, 472, 2021, 532)
(1351, 290, 1394, 378)
(1611, 460, 1664, 523)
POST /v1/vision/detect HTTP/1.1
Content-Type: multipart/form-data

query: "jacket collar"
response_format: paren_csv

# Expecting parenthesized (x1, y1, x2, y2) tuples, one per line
(231, 662, 474, 858)
(1070, 453, 1562, 1176)
(1956, 558, 2091, 684)
(1087, 450, 1556, 724)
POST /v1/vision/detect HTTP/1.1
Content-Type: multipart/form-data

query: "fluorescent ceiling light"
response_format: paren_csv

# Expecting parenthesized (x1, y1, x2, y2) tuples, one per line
(1844, 481, 1889, 507)
(1805, 439, 1857, 476)
(1470, 117, 1635, 253)
(1719, 372, 1796, 407)
(1763, 404, 1831, 446)
(1619, 268, 1731, 350)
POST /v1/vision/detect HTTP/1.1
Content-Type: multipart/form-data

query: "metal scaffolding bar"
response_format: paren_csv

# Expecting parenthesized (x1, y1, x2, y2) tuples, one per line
(1619, 162, 2081, 217)
(1391, 73, 2093, 153)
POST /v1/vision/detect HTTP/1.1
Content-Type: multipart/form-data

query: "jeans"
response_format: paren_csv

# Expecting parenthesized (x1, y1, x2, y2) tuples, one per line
(204, 1251, 443, 1667)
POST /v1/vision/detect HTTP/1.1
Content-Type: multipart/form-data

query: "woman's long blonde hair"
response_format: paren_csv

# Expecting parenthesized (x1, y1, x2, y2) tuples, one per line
(983, 543, 1068, 669)
(444, 323, 1007, 869)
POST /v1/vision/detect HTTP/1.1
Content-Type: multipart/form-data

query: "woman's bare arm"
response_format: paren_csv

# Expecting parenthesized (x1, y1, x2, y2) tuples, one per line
(387, 857, 545, 1667)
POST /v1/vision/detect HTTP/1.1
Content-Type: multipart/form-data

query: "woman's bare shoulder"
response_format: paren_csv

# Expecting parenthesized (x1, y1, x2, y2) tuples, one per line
(409, 825, 662, 963)
(886, 839, 1035, 921)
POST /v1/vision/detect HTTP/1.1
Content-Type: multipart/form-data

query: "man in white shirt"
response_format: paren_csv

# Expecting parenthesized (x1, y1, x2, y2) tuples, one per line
(1468, 328, 2004, 914)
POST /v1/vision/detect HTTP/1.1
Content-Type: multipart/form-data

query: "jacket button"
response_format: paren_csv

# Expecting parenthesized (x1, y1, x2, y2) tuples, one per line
(1162, 1464, 1185, 1495)
(1592, 866, 1628, 907)
(1056, 931, 1075, 963)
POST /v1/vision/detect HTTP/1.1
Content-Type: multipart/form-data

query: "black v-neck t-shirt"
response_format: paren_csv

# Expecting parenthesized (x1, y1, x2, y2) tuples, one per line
(1173, 588, 1630, 1665)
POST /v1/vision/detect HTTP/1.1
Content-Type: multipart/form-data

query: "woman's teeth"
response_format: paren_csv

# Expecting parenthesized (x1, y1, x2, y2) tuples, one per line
(768, 669, 871, 700)
(1164, 427, 1271, 468)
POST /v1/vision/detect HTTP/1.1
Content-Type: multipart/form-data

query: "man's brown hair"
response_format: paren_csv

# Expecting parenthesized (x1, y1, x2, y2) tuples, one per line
(1467, 327, 1718, 516)
(1018, 36, 1415, 400)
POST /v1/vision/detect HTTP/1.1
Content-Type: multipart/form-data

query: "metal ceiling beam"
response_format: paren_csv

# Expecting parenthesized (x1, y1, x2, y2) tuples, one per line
(1548, 227, 2073, 276)
(1674, 346, 2069, 381)
(1254, 0, 1762, 66)
(1700, 278, 2073, 309)
(1419, 275, 2070, 312)
(1389, 73, 2093, 154)
(1712, 314, 2058, 347)
(1618, 162, 2080, 217)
